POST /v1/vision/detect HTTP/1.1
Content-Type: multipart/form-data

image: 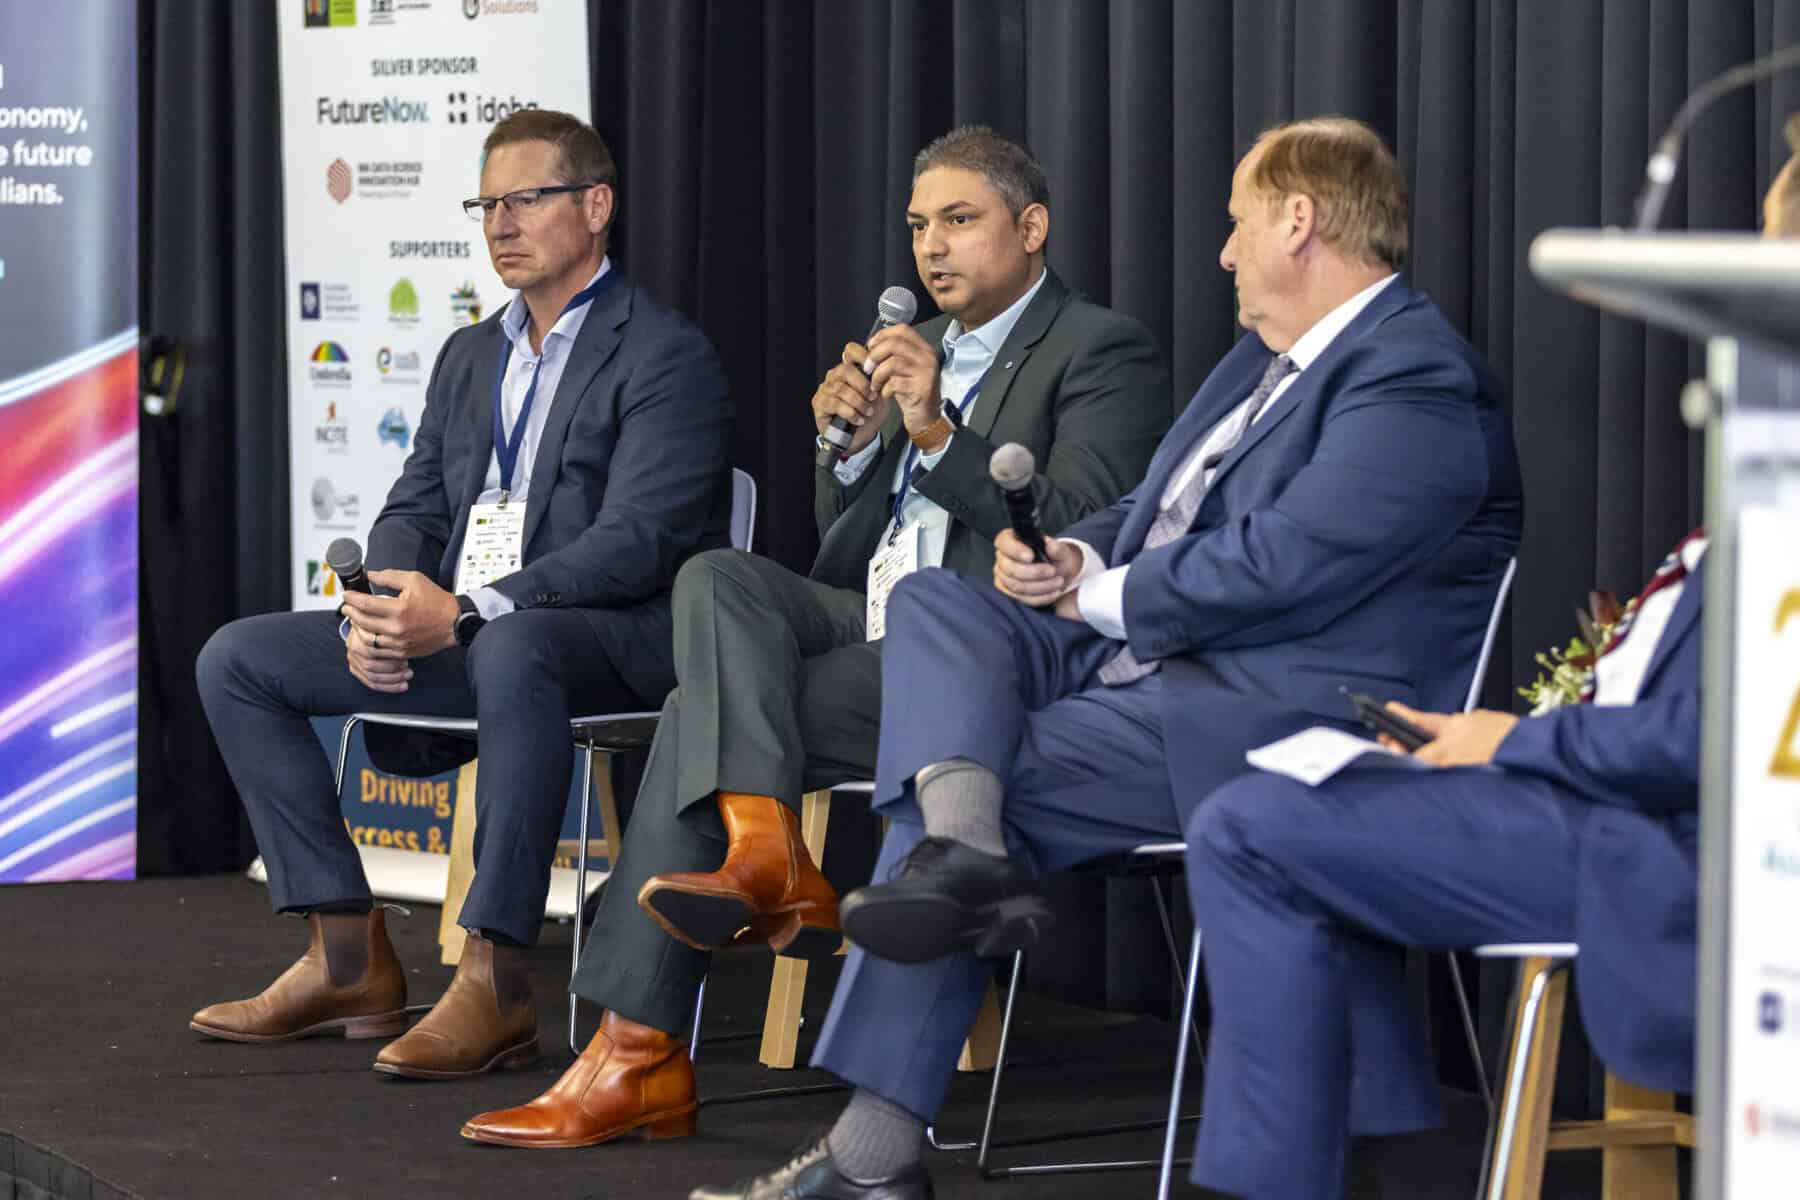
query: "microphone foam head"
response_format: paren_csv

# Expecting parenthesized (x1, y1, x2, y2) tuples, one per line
(325, 537, 364, 576)
(989, 443, 1036, 492)
(877, 286, 918, 325)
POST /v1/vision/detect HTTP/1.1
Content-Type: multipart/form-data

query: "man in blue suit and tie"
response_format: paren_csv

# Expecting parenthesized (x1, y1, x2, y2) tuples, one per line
(192, 111, 732, 1081)
(700, 116, 1522, 1199)
(1183, 533, 1704, 1199)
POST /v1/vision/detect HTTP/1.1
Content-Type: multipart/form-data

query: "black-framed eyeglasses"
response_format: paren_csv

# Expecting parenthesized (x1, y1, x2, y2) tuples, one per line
(462, 183, 599, 221)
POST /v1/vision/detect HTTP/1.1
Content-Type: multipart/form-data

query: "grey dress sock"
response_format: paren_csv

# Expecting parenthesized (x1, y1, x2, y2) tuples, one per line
(826, 1088, 925, 1180)
(914, 757, 1007, 857)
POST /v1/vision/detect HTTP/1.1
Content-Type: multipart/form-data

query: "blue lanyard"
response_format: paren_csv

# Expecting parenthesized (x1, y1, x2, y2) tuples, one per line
(889, 369, 985, 527)
(492, 270, 618, 499)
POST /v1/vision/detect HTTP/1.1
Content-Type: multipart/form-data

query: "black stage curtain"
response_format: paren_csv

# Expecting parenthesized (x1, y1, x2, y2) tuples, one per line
(140, 0, 1800, 1096)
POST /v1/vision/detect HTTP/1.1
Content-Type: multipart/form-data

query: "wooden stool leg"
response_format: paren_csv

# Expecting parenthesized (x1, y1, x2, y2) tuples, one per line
(1600, 1079, 1679, 1200)
(958, 983, 1003, 1071)
(760, 789, 833, 1068)
(1494, 957, 1570, 1200)
(438, 759, 480, 966)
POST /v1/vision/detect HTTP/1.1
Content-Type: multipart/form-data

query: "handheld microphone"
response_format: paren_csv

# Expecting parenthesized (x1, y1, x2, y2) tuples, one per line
(815, 286, 919, 469)
(325, 537, 372, 595)
(990, 443, 1048, 563)
(1633, 41, 1800, 230)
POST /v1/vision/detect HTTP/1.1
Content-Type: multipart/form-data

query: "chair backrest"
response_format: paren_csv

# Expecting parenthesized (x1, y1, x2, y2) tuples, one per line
(1462, 557, 1518, 714)
(730, 467, 757, 552)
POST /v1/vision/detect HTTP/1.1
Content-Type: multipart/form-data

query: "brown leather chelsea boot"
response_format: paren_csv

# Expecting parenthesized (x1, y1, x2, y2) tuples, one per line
(372, 929, 538, 1079)
(190, 909, 407, 1043)
(460, 1009, 697, 1148)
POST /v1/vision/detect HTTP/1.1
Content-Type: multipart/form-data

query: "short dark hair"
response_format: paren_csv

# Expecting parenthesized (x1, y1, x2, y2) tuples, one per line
(482, 109, 618, 227)
(912, 125, 1049, 219)
(1249, 116, 1409, 271)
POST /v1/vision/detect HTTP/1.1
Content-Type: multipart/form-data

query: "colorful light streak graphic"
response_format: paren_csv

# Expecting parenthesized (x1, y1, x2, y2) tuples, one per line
(0, 338, 139, 882)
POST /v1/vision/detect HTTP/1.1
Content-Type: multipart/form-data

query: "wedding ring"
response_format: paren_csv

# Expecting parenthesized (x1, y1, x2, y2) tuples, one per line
(372, 632, 381, 650)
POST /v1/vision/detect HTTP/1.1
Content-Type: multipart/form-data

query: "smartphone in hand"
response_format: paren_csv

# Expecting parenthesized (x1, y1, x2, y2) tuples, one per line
(1340, 688, 1434, 752)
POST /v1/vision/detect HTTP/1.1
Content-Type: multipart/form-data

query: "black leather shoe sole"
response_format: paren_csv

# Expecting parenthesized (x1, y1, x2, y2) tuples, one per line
(839, 888, 1053, 963)
(639, 883, 752, 951)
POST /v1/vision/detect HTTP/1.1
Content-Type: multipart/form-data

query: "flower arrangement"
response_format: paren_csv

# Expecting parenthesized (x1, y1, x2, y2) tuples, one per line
(1518, 590, 1631, 715)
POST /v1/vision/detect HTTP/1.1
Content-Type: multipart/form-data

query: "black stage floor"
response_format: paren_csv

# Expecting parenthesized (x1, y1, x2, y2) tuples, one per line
(0, 876, 1606, 1199)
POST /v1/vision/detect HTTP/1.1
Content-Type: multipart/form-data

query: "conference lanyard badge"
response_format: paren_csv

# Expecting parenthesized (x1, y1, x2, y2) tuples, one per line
(865, 520, 923, 642)
(454, 492, 527, 595)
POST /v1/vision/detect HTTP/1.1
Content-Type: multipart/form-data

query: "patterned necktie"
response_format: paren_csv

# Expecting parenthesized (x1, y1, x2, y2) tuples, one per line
(1097, 353, 1297, 686)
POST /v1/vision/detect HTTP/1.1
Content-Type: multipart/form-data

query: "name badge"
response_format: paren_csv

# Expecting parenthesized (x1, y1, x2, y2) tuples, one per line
(865, 520, 923, 641)
(453, 495, 527, 595)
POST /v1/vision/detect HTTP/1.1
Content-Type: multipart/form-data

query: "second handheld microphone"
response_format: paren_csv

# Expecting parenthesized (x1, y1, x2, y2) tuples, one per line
(989, 442, 1048, 564)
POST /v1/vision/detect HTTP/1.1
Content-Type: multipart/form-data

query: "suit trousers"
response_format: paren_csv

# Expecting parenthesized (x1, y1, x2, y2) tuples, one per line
(1183, 766, 1585, 1200)
(196, 607, 659, 945)
(568, 548, 882, 1034)
(811, 567, 1184, 1120)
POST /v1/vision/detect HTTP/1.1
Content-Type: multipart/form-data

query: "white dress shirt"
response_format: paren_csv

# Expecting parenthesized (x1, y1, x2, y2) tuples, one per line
(1591, 538, 1707, 706)
(832, 267, 1049, 568)
(1070, 273, 1398, 639)
(471, 257, 612, 618)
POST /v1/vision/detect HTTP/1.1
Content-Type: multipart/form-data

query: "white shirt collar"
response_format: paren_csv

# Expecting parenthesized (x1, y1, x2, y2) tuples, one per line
(1280, 273, 1398, 371)
(501, 257, 612, 355)
(942, 265, 1048, 359)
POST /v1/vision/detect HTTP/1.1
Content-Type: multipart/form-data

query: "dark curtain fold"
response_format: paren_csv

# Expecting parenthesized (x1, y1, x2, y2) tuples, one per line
(141, 0, 1800, 1100)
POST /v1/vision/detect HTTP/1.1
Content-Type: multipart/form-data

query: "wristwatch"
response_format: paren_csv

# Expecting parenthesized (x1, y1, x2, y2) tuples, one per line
(453, 594, 487, 646)
(909, 398, 962, 453)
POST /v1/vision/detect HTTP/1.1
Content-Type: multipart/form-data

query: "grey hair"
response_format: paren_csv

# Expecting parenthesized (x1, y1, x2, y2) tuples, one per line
(912, 125, 1049, 218)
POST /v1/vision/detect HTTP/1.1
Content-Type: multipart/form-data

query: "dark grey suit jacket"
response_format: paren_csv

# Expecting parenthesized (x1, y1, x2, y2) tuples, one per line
(809, 268, 1171, 592)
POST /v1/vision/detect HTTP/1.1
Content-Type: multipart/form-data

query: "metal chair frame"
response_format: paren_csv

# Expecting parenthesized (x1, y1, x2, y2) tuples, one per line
(328, 469, 757, 1057)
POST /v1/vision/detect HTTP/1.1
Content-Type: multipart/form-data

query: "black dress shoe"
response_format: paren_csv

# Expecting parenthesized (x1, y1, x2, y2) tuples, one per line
(838, 836, 1052, 963)
(689, 1139, 933, 1200)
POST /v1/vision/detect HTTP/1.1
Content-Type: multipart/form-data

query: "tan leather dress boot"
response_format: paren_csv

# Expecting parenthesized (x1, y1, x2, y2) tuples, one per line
(190, 909, 407, 1043)
(460, 1009, 697, 1148)
(638, 792, 840, 958)
(372, 930, 538, 1079)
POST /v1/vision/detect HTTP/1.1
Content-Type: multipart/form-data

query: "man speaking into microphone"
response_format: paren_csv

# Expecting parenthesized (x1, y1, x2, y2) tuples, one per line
(460, 125, 1170, 1150)
(191, 110, 733, 1080)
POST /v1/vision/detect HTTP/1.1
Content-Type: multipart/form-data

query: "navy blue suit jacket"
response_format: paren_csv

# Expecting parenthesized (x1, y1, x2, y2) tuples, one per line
(368, 272, 733, 613)
(1493, 560, 1703, 1091)
(1062, 279, 1523, 818)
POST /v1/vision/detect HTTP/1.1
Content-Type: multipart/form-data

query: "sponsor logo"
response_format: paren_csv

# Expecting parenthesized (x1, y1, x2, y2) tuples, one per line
(463, 0, 539, 16)
(376, 346, 422, 378)
(367, 0, 394, 24)
(326, 157, 352, 203)
(309, 341, 352, 387)
(389, 277, 420, 324)
(1764, 843, 1800, 878)
(1762, 990, 1785, 1034)
(355, 159, 424, 198)
(305, 560, 342, 596)
(315, 400, 350, 452)
(304, 0, 356, 28)
(1744, 1101, 1800, 1140)
(311, 477, 361, 526)
(302, 281, 358, 320)
(444, 91, 539, 126)
(316, 96, 430, 125)
(377, 406, 412, 449)
(389, 239, 471, 259)
(450, 281, 482, 326)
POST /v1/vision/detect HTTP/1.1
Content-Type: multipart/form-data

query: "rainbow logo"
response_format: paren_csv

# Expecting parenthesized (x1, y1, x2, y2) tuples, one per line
(310, 342, 349, 363)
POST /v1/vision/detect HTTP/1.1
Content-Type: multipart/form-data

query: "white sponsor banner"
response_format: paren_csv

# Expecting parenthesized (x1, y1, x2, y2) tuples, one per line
(277, 0, 591, 609)
(1725, 499, 1800, 1187)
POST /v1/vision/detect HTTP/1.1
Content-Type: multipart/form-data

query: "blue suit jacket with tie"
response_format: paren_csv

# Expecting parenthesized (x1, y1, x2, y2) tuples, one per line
(1493, 559, 1703, 1090)
(367, 271, 734, 616)
(1062, 279, 1523, 819)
